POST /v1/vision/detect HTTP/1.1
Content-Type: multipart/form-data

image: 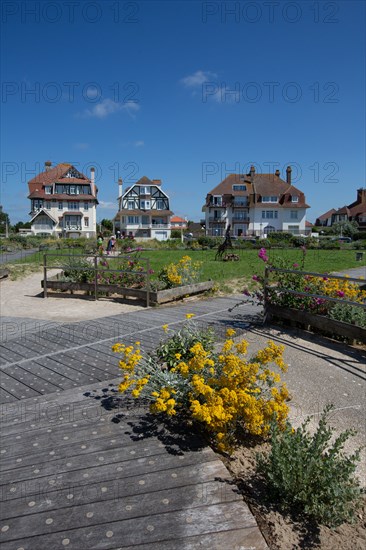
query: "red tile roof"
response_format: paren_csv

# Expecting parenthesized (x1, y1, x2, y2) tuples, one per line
(171, 216, 186, 223)
(28, 163, 97, 199)
(316, 208, 336, 221)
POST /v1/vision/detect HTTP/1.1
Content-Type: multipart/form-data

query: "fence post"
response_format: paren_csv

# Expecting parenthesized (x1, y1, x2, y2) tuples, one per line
(263, 266, 269, 323)
(43, 254, 47, 298)
(146, 259, 150, 308)
(94, 255, 98, 301)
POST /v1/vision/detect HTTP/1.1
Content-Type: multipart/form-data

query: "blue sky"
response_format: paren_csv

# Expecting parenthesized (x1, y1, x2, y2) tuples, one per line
(1, 0, 365, 223)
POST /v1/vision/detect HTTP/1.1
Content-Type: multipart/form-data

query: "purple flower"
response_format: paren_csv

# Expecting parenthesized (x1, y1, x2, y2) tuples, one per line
(252, 274, 260, 281)
(243, 289, 251, 296)
(293, 263, 299, 268)
(258, 248, 268, 263)
(337, 290, 345, 297)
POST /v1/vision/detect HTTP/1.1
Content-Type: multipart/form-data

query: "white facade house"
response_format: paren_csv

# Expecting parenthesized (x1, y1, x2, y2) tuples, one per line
(28, 162, 98, 238)
(203, 166, 310, 237)
(114, 176, 173, 240)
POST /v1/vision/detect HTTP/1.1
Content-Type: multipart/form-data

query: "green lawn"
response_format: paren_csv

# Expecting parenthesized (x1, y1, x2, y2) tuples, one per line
(140, 248, 365, 283)
(5, 247, 364, 285)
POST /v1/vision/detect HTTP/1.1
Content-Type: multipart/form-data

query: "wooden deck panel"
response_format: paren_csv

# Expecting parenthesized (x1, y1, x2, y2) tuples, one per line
(0, 299, 268, 549)
(0, 379, 266, 550)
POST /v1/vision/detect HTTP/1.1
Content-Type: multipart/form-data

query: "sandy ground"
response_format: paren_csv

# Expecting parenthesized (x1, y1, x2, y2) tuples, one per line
(0, 270, 145, 322)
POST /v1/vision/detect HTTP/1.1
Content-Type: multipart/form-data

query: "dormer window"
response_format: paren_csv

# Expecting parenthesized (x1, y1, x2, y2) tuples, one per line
(45, 186, 52, 194)
(262, 196, 278, 203)
(233, 185, 246, 191)
(292, 196, 299, 203)
(213, 196, 222, 206)
(140, 186, 150, 195)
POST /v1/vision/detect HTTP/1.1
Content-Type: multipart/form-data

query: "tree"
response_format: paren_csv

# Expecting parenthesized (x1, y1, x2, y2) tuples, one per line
(100, 218, 113, 231)
(331, 220, 358, 238)
(0, 206, 10, 236)
(13, 221, 32, 232)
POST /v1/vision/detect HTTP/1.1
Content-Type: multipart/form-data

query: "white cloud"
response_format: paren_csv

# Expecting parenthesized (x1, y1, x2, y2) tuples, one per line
(98, 201, 117, 210)
(80, 99, 140, 119)
(180, 70, 217, 88)
(134, 140, 144, 147)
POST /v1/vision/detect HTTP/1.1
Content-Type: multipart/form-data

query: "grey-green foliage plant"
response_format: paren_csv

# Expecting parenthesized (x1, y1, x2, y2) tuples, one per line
(329, 303, 366, 328)
(257, 405, 363, 527)
(154, 321, 215, 369)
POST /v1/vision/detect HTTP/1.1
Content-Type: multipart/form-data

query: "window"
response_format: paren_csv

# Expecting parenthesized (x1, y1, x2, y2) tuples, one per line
(292, 195, 299, 203)
(140, 186, 150, 194)
(45, 186, 52, 194)
(290, 210, 298, 219)
(213, 196, 222, 206)
(84, 217, 89, 227)
(58, 202, 63, 210)
(69, 202, 78, 210)
(33, 199, 43, 210)
(141, 200, 150, 209)
(84, 202, 89, 210)
(288, 225, 299, 234)
(233, 185, 246, 191)
(156, 199, 165, 210)
(70, 186, 76, 194)
(233, 197, 248, 206)
(262, 210, 278, 219)
(45, 201, 51, 210)
(128, 200, 135, 210)
(262, 196, 278, 203)
(127, 216, 139, 224)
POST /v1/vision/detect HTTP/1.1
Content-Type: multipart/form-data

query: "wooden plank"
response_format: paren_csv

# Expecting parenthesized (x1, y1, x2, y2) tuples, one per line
(0, 481, 245, 542)
(2, 449, 218, 502)
(0, 500, 258, 550)
(1, 364, 61, 396)
(0, 371, 41, 399)
(32, 357, 97, 386)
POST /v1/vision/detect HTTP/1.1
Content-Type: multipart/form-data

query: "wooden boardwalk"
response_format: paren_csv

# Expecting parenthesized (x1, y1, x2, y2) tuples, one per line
(0, 297, 267, 549)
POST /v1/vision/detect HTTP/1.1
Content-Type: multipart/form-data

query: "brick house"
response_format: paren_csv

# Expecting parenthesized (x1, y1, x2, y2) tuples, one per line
(315, 188, 366, 231)
(114, 176, 173, 240)
(202, 166, 309, 237)
(27, 162, 98, 237)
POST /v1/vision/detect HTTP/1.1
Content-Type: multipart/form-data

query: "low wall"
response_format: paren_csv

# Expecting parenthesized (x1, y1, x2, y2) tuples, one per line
(266, 304, 366, 344)
(41, 277, 214, 306)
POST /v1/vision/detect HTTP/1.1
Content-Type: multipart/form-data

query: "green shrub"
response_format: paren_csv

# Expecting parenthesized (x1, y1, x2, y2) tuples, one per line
(170, 230, 182, 239)
(329, 303, 366, 327)
(268, 232, 293, 242)
(153, 322, 215, 368)
(291, 236, 307, 247)
(257, 405, 363, 527)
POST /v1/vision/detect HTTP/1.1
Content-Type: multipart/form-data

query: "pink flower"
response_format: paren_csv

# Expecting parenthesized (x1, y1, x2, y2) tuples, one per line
(293, 263, 299, 268)
(258, 248, 268, 262)
(252, 274, 260, 281)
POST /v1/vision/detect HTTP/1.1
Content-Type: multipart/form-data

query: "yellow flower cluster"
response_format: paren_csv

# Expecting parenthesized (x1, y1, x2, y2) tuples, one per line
(114, 323, 290, 454)
(310, 276, 366, 303)
(164, 255, 202, 287)
(150, 387, 177, 416)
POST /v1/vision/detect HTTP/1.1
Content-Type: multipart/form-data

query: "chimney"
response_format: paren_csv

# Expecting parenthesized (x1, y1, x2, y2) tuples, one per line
(152, 179, 161, 185)
(357, 188, 366, 204)
(90, 167, 95, 196)
(250, 165, 255, 179)
(45, 160, 52, 172)
(118, 177, 123, 198)
(286, 166, 292, 184)
(275, 169, 280, 177)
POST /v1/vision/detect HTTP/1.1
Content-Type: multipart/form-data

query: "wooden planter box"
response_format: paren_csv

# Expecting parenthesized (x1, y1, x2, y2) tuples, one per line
(41, 275, 214, 306)
(266, 304, 366, 344)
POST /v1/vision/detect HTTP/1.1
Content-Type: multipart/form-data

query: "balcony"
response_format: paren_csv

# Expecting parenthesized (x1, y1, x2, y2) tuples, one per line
(232, 217, 250, 223)
(122, 223, 171, 230)
(208, 217, 226, 223)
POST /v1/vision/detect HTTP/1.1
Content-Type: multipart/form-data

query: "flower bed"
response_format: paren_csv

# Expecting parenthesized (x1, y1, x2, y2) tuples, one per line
(241, 247, 366, 343)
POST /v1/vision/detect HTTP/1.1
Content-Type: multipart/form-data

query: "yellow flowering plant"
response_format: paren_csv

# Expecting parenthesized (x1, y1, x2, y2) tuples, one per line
(113, 321, 290, 453)
(158, 255, 202, 288)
